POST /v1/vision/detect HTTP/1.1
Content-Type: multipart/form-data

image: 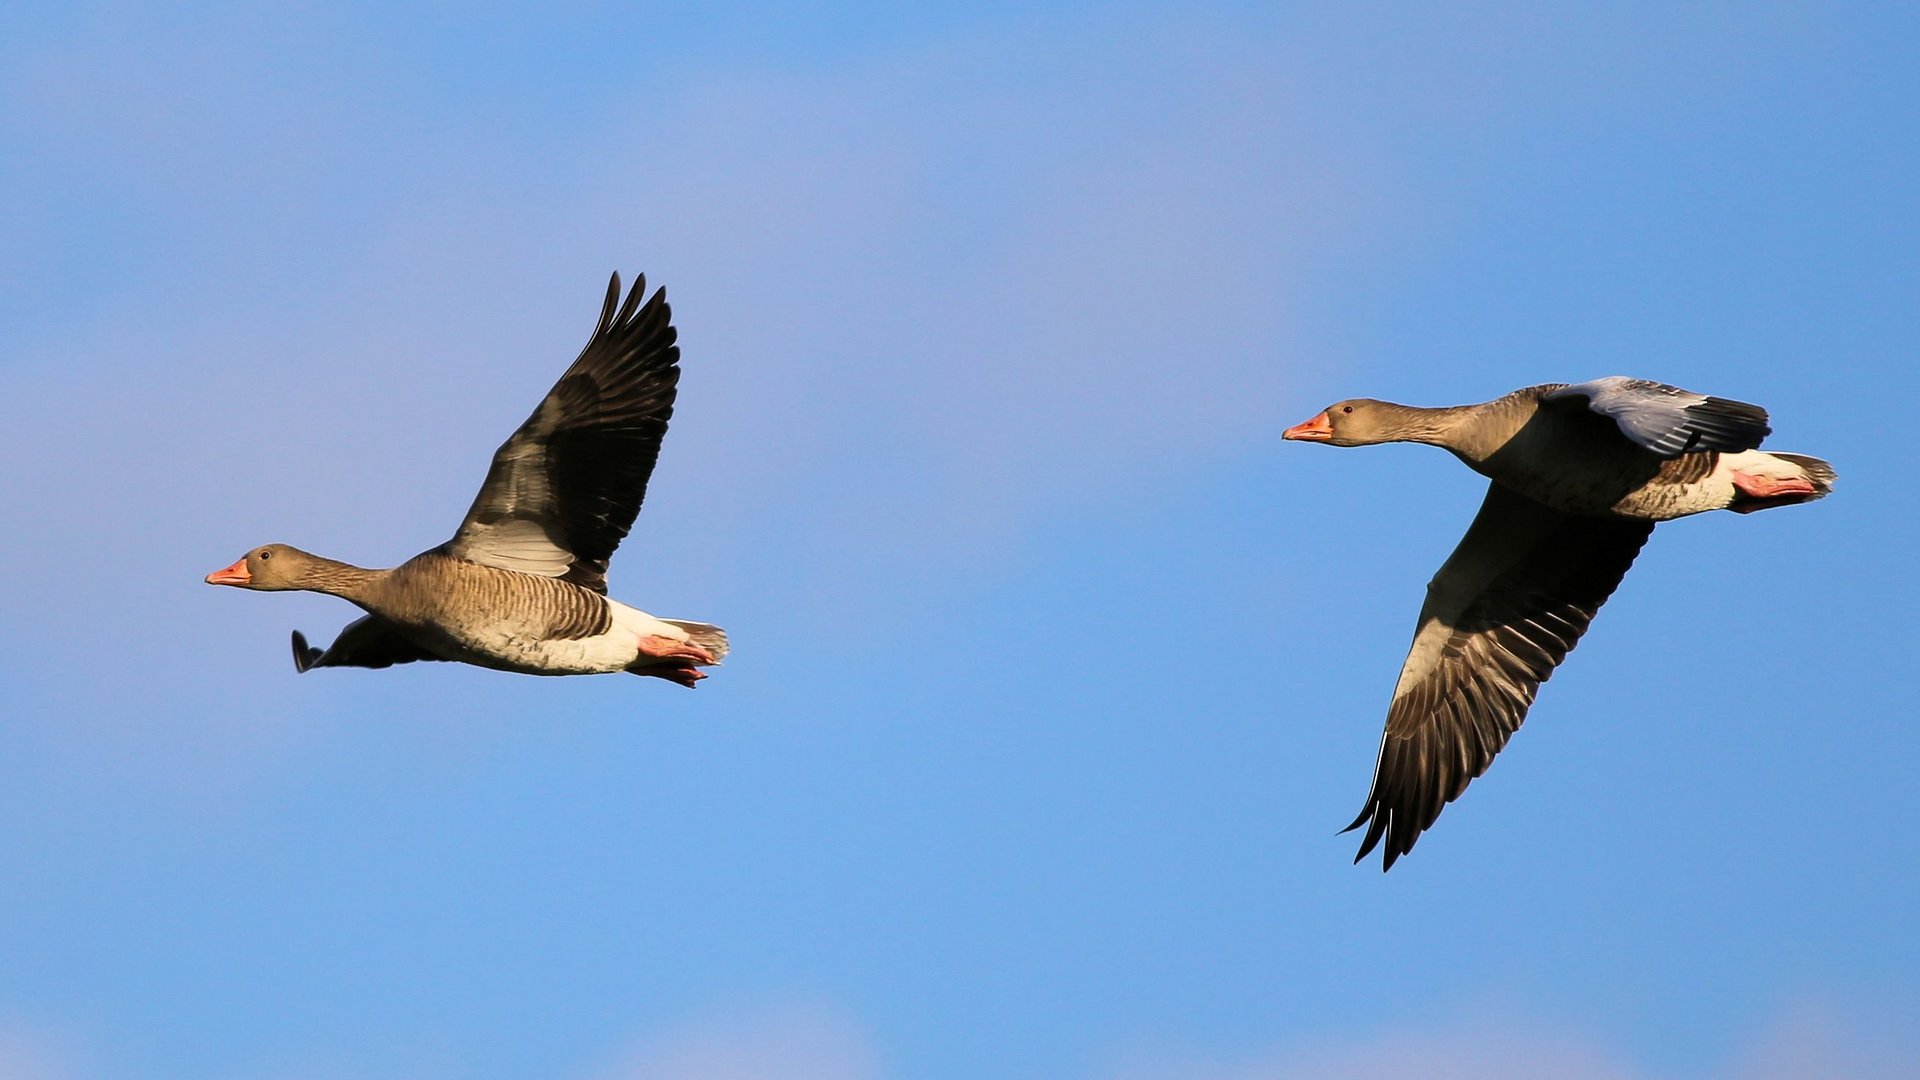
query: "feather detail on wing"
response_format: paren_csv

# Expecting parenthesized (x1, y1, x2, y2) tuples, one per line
(1543, 376, 1771, 456)
(446, 272, 681, 593)
(1346, 483, 1653, 870)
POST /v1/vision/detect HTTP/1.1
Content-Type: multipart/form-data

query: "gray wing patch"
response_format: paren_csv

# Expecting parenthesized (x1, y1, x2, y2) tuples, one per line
(1544, 376, 1771, 456)
(447, 517, 573, 578)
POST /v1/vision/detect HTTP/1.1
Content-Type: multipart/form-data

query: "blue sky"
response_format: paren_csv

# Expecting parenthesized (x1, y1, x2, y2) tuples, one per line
(2, 3, 1917, 1077)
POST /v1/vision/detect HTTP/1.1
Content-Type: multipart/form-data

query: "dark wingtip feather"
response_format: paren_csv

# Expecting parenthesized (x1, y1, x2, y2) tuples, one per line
(615, 271, 649, 324)
(1346, 803, 1394, 868)
(290, 630, 318, 673)
(1683, 395, 1772, 451)
(1340, 806, 1370, 835)
(1695, 395, 1769, 424)
(598, 272, 622, 332)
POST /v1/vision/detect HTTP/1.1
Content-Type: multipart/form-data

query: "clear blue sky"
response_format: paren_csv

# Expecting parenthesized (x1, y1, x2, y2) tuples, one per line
(3, 3, 1917, 1077)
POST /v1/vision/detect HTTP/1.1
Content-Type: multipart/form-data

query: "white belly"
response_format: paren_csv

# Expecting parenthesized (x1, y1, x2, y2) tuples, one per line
(429, 598, 688, 676)
(1606, 449, 1816, 521)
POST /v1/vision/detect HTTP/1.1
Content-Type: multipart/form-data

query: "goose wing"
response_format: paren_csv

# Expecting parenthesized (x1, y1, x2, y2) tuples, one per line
(1346, 483, 1653, 870)
(291, 616, 445, 672)
(1543, 376, 1770, 456)
(446, 272, 681, 593)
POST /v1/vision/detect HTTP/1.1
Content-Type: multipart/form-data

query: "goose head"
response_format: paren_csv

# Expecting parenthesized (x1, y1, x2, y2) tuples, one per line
(1282, 399, 1401, 447)
(205, 544, 319, 590)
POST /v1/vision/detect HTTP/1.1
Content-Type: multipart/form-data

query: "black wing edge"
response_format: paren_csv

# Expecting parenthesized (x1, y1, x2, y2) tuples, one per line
(289, 618, 444, 673)
(292, 630, 321, 673)
(1678, 394, 1772, 453)
(587, 270, 663, 363)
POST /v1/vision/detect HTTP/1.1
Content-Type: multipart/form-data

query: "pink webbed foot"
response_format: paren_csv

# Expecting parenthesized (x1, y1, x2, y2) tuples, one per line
(637, 665, 707, 688)
(637, 634, 718, 666)
(1731, 470, 1816, 500)
(628, 634, 717, 687)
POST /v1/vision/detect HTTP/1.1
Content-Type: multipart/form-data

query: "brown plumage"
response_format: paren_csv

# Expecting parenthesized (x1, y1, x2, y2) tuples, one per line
(1284, 377, 1832, 870)
(207, 273, 728, 686)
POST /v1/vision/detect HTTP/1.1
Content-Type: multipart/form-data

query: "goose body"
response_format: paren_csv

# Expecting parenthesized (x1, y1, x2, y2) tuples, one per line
(1284, 376, 1832, 870)
(208, 273, 727, 687)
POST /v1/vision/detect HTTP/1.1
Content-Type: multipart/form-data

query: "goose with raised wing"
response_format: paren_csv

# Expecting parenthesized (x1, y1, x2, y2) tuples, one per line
(206, 273, 727, 687)
(1284, 377, 1832, 869)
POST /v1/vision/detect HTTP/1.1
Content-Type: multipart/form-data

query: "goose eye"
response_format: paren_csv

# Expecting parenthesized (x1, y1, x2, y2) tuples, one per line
(1341, 405, 1354, 414)
(259, 550, 272, 560)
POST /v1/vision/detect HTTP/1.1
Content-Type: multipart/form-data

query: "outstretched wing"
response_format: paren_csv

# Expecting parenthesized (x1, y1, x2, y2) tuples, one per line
(446, 272, 681, 593)
(1346, 483, 1653, 870)
(292, 616, 445, 672)
(1543, 376, 1770, 456)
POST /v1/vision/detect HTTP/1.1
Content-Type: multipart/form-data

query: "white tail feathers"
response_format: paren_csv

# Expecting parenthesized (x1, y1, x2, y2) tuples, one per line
(1720, 449, 1836, 514)
(1723, 450, 1836, 496)
(1769, 452, 1836, 496)
(663, 620, 730, 664)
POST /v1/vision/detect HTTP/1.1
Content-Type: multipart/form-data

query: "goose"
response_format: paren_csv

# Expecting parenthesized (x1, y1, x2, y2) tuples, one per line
(206, 272, 728, 687)
(1284, 377, 1833, 869)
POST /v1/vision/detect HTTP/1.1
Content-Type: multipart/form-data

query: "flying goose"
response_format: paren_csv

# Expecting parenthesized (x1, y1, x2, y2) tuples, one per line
(206, 273, 727, 686)
(1284, 376, 1832, 869)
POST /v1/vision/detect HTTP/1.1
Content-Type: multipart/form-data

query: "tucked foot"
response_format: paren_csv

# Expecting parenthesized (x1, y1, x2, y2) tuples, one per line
(637, 634, 718, 666)
(1731, 470, 1817, 500)
(634, 664, 706, 688)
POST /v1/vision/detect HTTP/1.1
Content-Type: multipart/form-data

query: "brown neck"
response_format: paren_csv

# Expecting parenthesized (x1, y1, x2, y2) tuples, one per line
(1371, 401, 1480, 452)
(294, 556, 381, 603)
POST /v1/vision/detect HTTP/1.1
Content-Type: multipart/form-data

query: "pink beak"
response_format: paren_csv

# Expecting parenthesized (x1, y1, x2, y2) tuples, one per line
(205, 558, 251, 586)
(1282, 412, 1333, 441)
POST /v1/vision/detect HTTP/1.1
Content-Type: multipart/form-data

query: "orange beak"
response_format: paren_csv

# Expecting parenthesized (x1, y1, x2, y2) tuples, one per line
(1282, 412, 1333, 441)
(205, 558, 251, 586)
